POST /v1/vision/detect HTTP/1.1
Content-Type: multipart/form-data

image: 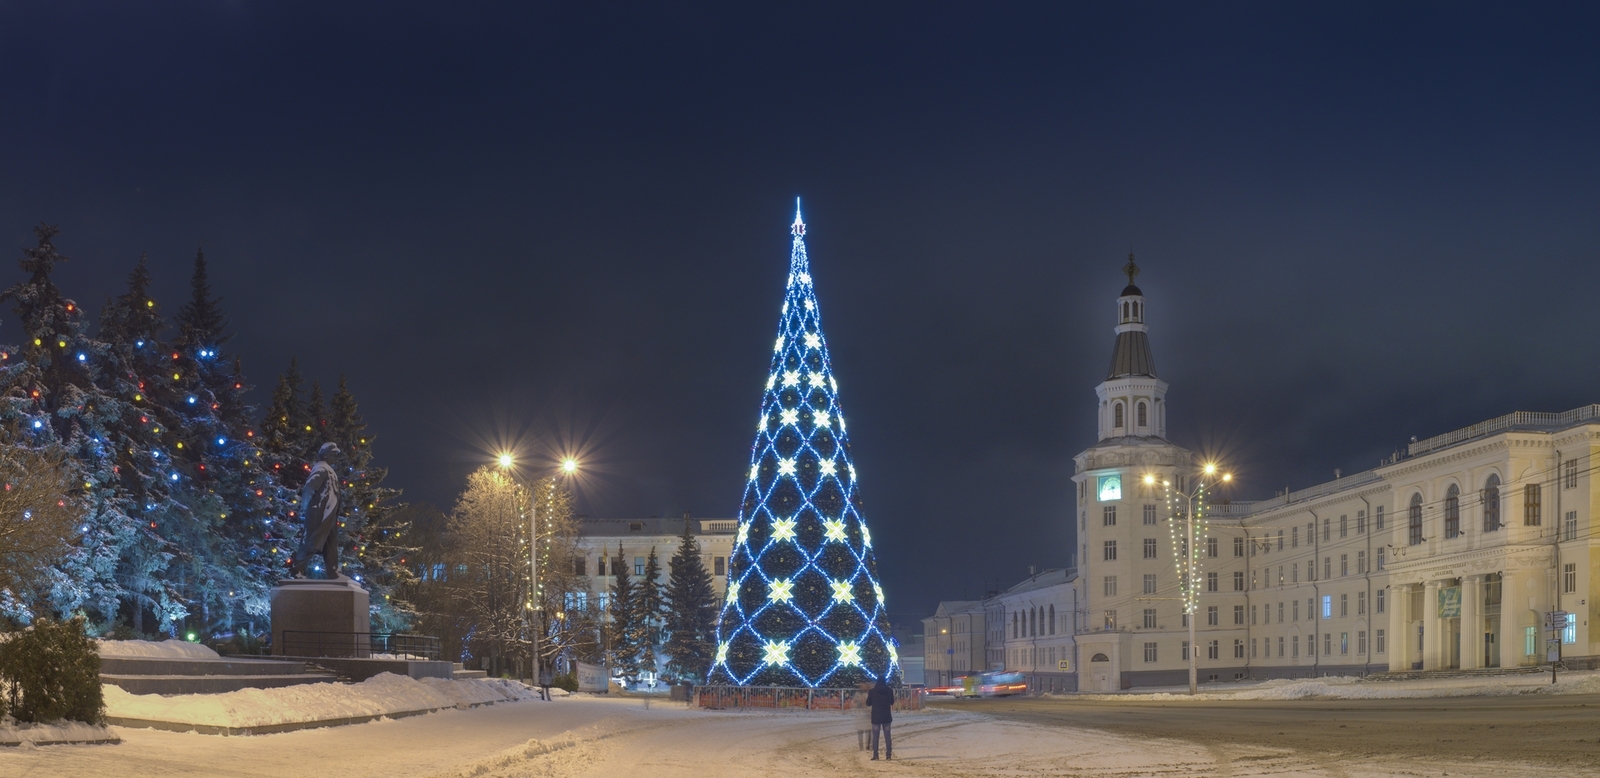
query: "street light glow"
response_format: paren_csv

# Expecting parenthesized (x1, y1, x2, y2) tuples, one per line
(1203, 463, 1216, 475)
(562, 458, 578, 474)
(1143, 474, 1155, 485)
(1223, 473, 1233, 482)
(498, 453, 514, 469)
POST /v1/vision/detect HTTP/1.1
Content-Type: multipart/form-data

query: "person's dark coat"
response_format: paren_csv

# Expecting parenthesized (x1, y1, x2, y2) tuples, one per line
(866, 680, 894, 724)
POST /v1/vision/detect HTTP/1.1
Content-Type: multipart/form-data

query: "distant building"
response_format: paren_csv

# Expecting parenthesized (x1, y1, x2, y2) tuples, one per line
(573, 514, 737, 611)
(990, 568, 1078, 693)
(921, 600, 986, 687)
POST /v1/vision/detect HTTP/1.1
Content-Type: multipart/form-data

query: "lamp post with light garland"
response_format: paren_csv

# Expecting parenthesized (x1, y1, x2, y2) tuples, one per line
(497, 453, 578, 688)
(1147, 463, 1230, 696)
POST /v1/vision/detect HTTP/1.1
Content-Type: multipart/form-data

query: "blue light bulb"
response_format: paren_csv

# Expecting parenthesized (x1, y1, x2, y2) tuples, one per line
(187, 396, 197, 404)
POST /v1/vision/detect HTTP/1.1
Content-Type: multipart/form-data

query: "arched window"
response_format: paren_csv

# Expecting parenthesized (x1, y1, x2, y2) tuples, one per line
(1049, 605, 1056, 635)
(1012, 611, 1018, 638)
(1408, 493, 1424, 545)
(1483, 474, 1501, 532)
(1091, 653, 1109, 662)
(1029, 608, 1037, 637)
(1444, 484, 1461, 539)
(1122, 301, 1129, 321)
(1133, 301, 1140, 320)
(1137, 401, 1148, 427)
(1114, 402, 1124, 428)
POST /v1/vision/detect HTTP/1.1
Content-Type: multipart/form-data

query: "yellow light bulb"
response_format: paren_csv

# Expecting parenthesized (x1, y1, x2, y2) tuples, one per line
(135, 394, 143, 401)
(146, 300, 154, 308)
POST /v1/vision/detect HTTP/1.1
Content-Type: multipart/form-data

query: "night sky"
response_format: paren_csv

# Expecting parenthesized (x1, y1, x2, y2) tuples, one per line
(2, 4, 1597, 625)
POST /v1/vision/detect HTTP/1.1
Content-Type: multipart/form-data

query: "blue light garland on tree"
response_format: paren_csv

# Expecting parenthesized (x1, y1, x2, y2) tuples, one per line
(708, 202, 898, 688)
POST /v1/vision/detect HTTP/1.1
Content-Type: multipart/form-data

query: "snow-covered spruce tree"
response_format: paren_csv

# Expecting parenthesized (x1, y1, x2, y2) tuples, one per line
(96, 255, 186, 634)
(165, 249, 292, 636)
(662, 522, 717, 682)
(707, 206, 898, 688)
(327, 376, 413, 630)
(636, 546, 662, 676)
(0, 225, 143, 627)
(259, 359, 311, 492)
(607, 542, 640, 680)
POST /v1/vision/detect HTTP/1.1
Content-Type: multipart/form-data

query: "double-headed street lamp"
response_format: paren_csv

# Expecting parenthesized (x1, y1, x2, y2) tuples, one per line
(1146, 462, 1231, 696)
(498, 452, 578, 685)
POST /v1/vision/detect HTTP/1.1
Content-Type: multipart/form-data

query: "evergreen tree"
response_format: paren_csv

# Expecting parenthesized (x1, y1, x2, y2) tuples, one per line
(663, 522, 716, 682)
(607, 542, 640, 679)
(165, 249, 292, 637)
(260, 360, 308, 490)
(637, 546, 662, 677)
(708, 206, 897, 687)
(327, 376, 412, 630)
(0, 225, 143, 627)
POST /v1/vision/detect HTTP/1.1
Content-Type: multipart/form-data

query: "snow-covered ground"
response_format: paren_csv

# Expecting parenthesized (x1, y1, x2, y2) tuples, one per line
(0, 690, 1573, 777)
(106, 673, 537, 728)
(1059, 667, 1599, 701)
(97, 639, 221, 660)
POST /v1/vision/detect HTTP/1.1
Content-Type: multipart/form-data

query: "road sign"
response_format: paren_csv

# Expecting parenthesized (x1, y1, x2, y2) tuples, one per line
(1546, 611, 1570, 629)
(947, 648, 954, 655)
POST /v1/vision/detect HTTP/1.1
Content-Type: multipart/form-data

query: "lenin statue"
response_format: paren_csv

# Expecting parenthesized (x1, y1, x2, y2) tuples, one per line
(290, 442, 344, 579)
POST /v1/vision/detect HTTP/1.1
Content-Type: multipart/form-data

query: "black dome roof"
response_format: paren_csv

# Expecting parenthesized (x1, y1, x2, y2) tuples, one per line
(1121, 284, 1143, 296)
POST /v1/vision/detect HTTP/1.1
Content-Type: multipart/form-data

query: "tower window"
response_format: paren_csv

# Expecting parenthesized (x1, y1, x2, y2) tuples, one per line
(1114, 402, 1124, 428)
(1122, 301, 1129, 321)
(1137, 402, 1147, 427)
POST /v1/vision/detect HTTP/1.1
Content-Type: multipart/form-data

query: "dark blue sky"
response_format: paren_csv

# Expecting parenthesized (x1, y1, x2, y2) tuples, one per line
(2, 3, 1597, 622)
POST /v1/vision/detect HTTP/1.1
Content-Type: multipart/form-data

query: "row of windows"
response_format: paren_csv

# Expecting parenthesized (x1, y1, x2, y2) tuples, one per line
(1250, 590, 1382, 625)
(1406, 480, 1572, 545)
(1242, 630, 1382, 659)
(1010, 645, 1066, 669)
(572, 555, 727, 577)
(1012, 605, 1059, 638)
(1112, 400, 1149, 429)
(1251, 550, 1382, 589)
(1141, 639, 1245, 663)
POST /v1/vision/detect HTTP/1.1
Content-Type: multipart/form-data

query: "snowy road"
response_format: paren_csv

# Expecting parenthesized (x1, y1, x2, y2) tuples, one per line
(3, 693, 1591, 777)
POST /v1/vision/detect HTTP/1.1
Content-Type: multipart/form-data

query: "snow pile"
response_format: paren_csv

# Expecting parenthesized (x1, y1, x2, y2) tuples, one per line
(96, 639, 220, 660)
(1071, 671, 1576, 702)
(418, 676, 540, 707)
(0, 718, 118, 746)
(105, 672, 532, 728)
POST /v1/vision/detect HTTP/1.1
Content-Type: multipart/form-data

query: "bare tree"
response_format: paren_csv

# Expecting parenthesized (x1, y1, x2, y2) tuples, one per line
(0, 444, 82, 605)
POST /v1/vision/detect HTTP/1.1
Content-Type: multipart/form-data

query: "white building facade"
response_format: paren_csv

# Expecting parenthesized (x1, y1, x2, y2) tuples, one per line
(1071, 257, 1600, 690)
(573, 515, 737, 611)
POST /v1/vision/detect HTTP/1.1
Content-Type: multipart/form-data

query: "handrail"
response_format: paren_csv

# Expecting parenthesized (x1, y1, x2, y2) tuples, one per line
(278, 631, 442, 660)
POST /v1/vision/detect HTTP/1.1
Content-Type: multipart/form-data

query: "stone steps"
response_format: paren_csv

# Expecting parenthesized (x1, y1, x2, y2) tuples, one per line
(100, 656, 339, 695)
(452, 662, 488, 680)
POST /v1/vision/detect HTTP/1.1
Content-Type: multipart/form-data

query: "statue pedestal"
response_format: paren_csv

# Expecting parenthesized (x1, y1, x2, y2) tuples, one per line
(271, 576, 369, 657)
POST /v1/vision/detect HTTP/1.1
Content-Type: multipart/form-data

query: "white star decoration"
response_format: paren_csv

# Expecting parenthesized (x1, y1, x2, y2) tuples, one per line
(888, 643, 898, 666)
(830, 579, 854, 603)
(781, 302, 788, 314)
(768, 578, 794, 603)
(774, 336, 784, 352)
(803, 332, 821, 349)
(782, 370, 800, 387)
(838, 641, 862, 667)
(831, 376, 837, 392)
(798, 272, 812, 286)
(779, 408, 799, 426)
(763, 639, 790, 665)
(716, 641, 729, 664)
(804, 298, 814, 311)
(726, 580, 740, 604)
(823, 518, 847, 542)
(771, 518, 797, 542)
(749, 463, 759, 480)
(813, 410, 831, 428)
(807, 372, 825, 389)
(777, 458, 797, 476)
(861, 525, 872, 547)
(736, 521, 750, 544)
(874, 583, 885, 604)
(757, 416, 766, 432)
(819, 458, 837, 476)
(765, 373, 776, 390)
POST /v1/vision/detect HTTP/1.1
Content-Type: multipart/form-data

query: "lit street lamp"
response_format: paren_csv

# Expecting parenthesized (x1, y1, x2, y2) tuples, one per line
(1151, 463, 1231, 696)
(497, 452, 579, 687)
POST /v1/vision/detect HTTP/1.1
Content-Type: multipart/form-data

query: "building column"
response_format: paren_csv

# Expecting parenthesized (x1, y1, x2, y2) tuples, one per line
(1423, 580, 1441, 670)
(1499, 571, 1521, 667)
(1387, 583, 1409, 672)
(1461, 574, 1483, 669)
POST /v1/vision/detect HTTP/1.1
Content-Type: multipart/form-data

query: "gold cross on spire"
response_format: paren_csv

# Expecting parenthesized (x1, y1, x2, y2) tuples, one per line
(1123, 252, 1140, 286)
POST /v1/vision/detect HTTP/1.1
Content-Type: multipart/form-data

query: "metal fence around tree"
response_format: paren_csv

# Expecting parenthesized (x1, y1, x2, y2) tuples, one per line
(695, 685, 924, 712)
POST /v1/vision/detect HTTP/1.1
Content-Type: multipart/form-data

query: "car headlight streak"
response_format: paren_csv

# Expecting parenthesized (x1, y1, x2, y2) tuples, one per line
(709, 204, 898, 688)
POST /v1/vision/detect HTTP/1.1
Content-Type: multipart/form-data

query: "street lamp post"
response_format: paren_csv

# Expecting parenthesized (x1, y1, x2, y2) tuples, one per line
(1152, 463, 1231, 696)
(499, 453, 578, 689)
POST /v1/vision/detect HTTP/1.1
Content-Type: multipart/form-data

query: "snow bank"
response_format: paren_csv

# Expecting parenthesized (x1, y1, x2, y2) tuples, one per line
(1069, 671, 1584, 702)
(96, 639, 220, 660)
(0, 718, 119, 746)
(105, 672, 533, 729)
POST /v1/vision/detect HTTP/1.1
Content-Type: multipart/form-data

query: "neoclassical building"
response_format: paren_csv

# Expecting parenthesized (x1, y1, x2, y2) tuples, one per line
(1070, 257, 1598, 690)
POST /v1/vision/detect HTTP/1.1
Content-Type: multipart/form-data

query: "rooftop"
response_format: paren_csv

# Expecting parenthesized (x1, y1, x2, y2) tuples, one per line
(577, 517, 738, 536)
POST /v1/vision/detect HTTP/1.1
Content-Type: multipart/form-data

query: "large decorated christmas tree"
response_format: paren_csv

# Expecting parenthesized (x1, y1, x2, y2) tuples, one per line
(708, 204, 898, 688)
